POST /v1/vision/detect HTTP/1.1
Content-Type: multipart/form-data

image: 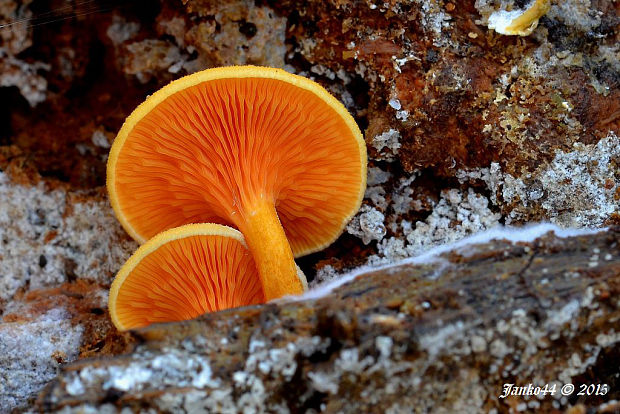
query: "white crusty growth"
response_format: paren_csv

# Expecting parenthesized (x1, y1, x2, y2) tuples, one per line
(292, 224, 606, 302)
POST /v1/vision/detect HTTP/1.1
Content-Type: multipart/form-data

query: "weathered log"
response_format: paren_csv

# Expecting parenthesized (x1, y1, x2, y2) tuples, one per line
(39, 228, 620, 413)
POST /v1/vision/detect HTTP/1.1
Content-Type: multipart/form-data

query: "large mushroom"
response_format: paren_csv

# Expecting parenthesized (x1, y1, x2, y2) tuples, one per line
(109, 223, 264, 330)
(107, 66, 366, 300)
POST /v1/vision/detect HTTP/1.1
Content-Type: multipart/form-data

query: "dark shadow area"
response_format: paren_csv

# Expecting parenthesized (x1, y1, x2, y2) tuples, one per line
(0, 87, 29, 146)
(4, 0, 162, 188)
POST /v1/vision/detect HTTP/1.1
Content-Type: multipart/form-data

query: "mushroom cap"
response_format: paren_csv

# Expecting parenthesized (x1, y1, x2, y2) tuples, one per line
(108, 223, 264, 330)
(107, 65, 366, 257)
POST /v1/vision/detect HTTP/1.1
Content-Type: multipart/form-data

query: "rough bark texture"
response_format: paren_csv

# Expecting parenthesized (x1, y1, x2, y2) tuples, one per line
(39, 228, 620, 413)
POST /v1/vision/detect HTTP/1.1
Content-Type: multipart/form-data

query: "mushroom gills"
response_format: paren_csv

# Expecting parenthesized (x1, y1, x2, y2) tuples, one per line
(109, 223, 264, 331)
(108, 66, 367, 303)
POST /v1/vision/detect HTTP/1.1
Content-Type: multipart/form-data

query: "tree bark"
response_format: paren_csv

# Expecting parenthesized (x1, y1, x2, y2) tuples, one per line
(39, 228, 620, 413)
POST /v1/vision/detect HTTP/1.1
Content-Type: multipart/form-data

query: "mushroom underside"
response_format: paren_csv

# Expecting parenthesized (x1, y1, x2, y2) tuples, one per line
(111, 73, 365, 257)
(110, 224, 263, 330)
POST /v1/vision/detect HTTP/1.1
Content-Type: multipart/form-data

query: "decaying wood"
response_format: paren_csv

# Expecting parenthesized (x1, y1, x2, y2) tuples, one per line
(39, 228, 620, 413)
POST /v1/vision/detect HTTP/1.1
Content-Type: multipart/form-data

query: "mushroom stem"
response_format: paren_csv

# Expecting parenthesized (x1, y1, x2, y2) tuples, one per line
(238, 200, 304, 301)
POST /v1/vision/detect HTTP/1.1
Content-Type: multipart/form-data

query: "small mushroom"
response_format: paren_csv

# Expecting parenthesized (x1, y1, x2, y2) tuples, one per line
(487, 0, 550, 36)
(109, 223, 266, 330)
(107, 66, 366, 301)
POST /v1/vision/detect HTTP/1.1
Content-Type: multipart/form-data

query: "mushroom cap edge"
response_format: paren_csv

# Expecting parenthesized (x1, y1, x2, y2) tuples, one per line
(107, 65, 368, 256)
(108, 222, 245, 331)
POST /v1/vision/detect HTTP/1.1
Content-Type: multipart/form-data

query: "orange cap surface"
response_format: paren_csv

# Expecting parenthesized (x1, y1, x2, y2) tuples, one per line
(109, 223, 264, 330)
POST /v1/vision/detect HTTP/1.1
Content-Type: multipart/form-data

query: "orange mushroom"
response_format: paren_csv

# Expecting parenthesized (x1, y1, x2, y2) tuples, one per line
(107, 66, 366, 301)
(109, 223, 269, 330)
(488, 0, 550, 36)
